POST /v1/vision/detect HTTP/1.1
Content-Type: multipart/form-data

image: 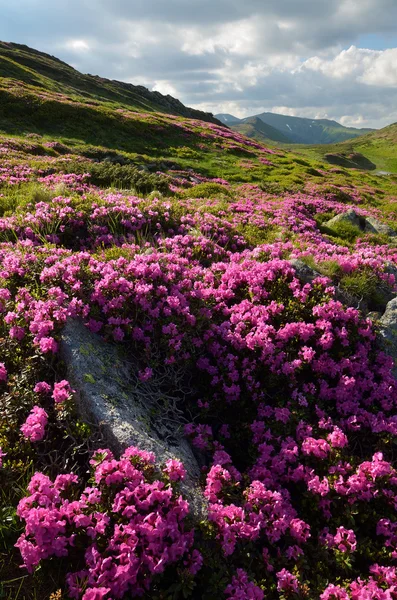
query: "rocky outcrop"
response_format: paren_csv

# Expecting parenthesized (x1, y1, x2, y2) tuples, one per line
(60, 319, 206, 518)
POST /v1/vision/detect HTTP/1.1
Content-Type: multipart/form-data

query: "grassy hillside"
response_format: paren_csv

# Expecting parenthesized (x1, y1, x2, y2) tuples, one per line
(296, 122, 397, 173)
(2, 42, 397, 600)
(0, 41, 221, 124)
(348, 122, 397, 172)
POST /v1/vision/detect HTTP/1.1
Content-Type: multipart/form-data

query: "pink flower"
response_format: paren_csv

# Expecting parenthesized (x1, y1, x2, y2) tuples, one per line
(82, 588, 110, 600)
(320, 584, 349, 599)
(34, 381, 52, 394)
(16, 446, 193, 596)
(138, 367, 153, 382)
(276, 569, 300, 594)
(20, 406, 48, 442)
(9, 325, 25, 340)
(164, 458, 186, 481)
(334, 526, 357, 553)
(52, 380, 73, 404)
(327, 427, 348, 449)
(39, 337, 58, 354)
(0, 362, 7, 382)
(225, 569, 264, 600)
(301, 437, 330, 459)
(0, 447, 6, 468)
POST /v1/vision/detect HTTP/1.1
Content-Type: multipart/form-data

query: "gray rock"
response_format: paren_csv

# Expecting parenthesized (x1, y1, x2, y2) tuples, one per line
(385, 262, 397, 279)
(375, 262, 397, 307)
(288, 259, 322, 284)
(379, 298, 397, 376)
(325, 209, 363, 230)
(364, 217, 397, 237)
(60, 319, 206, 518)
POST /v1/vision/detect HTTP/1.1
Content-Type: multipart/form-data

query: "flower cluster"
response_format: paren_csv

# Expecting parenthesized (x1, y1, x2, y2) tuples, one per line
(16, 447, 196, 599)
(20, 406, 48, 442)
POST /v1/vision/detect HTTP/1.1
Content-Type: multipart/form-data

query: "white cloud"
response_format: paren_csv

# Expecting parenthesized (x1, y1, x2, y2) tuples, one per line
(65, 39, 90, 52)
(359, 48, 397, 86)
(152, 81, 179, 96)
(301, 45, 397, 88)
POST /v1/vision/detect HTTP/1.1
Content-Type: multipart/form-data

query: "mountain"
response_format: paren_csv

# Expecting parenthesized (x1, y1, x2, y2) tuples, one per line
(217, 110, 375, 145)
(253, 112, 374, 144)
(0, 41, 221, 125)
(215, 113, 242, 125)
(228, 116, 292, 144)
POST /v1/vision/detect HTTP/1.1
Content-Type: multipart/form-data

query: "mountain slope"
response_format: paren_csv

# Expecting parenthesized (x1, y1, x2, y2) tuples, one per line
(0, 41, 221, 124)
(229, 116, 292, 143)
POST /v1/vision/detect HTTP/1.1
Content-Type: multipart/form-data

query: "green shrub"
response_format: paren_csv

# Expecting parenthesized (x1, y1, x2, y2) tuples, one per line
(293, 158, 310, 166)
(170, 146, 201, 160)
(305, 167, 323, 177)
(0, 183, 56, 216)
(321, 221, 363, 244)
(181, 182, 231, 199)
(74, 162, 170, 195)
(339, 270, 381, 308)
(314, 212, 336, 225)
(237, 223, 282, 246)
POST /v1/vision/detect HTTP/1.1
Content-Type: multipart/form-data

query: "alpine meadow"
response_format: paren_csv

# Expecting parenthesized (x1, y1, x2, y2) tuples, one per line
(1, 9, 397, 600)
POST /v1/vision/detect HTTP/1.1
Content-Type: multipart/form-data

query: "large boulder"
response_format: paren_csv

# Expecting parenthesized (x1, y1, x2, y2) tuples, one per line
(60, 319, 206, 518)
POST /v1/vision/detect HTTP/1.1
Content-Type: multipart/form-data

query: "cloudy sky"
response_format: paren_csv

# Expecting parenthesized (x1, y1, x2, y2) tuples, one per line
(1, 0, 397, 128)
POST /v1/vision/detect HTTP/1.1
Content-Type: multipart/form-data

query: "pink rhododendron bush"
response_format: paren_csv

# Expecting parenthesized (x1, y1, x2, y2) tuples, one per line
(1, 127, 397, 599)
(16, 448, 198, 599)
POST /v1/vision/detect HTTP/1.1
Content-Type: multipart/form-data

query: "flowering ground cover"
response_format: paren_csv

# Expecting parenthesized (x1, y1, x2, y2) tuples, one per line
(2, 47, 397, 599)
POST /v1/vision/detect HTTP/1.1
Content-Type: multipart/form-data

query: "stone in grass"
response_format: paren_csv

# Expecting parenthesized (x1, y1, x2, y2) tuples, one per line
(289, 259, 361, 308)
(325, 210, 397, 238)
(288, 259, 322, 284)
(60, 319, 206, 518)
(379, 298, 397, 377)
(364, 217, 397, 237)
(325, 209, 363, 230)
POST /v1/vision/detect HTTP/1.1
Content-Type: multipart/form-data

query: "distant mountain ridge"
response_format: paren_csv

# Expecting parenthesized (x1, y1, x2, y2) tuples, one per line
(215, 113, 242, 125)
(215, 111, 375, 145)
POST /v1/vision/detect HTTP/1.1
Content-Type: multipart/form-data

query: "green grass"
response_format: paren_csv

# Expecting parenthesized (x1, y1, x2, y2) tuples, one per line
(294, 123, 397, 174)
